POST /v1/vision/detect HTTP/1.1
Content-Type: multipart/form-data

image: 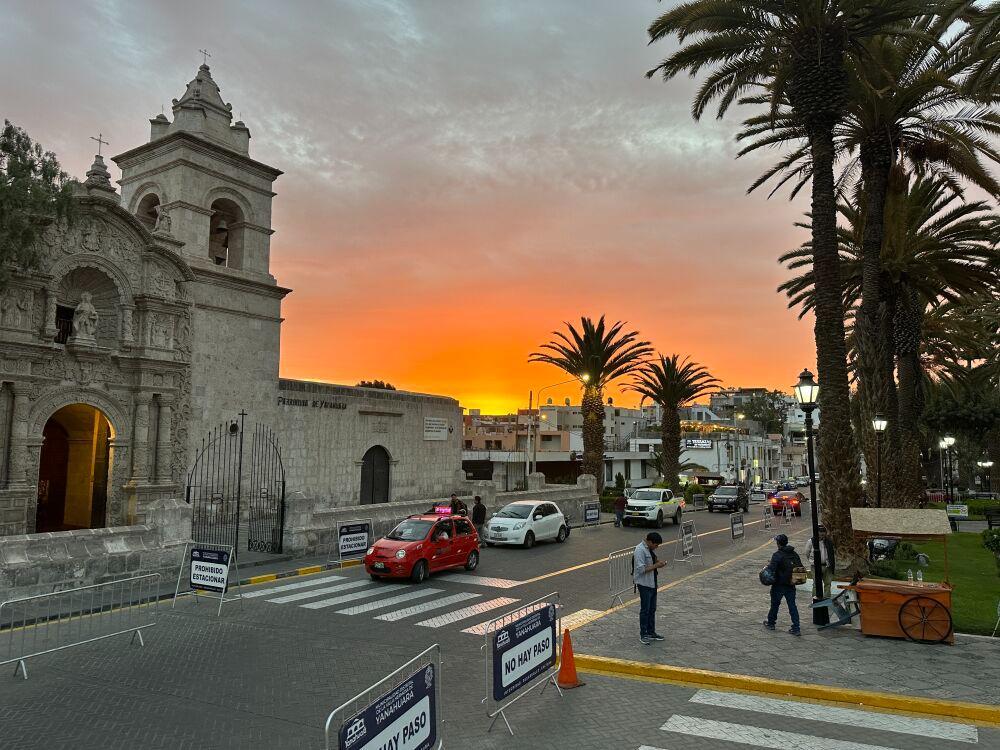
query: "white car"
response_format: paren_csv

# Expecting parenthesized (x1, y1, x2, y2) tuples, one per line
(623, 488, 683, 528)
(482, 500, 570, 548)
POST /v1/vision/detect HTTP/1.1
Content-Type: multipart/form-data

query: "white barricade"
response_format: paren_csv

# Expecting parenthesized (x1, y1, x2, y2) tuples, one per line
(608, 547, 634, 606)
(324, 644, 442, 750)
(482, 593, 562, 736)
(673, 520, 703, 565)
(692, 494, 707, 511)
(761, 506, 774, 532)
(172, 541, 242, 616)
(0, 573, 159, 680)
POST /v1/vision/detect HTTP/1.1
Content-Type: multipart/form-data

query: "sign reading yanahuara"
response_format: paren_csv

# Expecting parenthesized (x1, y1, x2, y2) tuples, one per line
(491, 605, 556, 702)
(339, 664, 437, 750)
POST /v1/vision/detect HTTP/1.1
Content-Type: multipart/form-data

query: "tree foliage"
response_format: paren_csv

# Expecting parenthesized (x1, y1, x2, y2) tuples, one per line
(356, 379, 396, 390)
(742, 390, 788, 434)
(0, 120, 75, 287)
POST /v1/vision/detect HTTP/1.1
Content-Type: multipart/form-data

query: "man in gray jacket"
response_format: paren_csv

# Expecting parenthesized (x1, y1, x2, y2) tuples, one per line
(633, 532, 667, 645)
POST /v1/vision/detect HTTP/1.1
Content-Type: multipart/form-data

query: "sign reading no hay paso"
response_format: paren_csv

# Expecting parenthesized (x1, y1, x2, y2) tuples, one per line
(325, 645, 442, 750)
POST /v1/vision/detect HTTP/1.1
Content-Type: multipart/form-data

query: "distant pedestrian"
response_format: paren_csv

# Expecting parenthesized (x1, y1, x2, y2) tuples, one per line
(449, 493, 467, 516)
(613, 494, 627, 527)
(472, 495, 487, 538)
(633, 532, 666, 645)
(763, 533, 802, 636)
(805, 524, 836, 598)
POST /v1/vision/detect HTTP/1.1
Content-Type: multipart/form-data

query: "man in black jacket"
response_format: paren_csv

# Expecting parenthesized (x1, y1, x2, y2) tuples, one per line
(763, 534, 802, 636)
(471, 495, 487, 538)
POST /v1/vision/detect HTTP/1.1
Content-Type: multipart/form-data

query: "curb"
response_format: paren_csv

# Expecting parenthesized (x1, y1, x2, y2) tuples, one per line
(573, 654, 1000, 726)
(241, 559, 361, 587)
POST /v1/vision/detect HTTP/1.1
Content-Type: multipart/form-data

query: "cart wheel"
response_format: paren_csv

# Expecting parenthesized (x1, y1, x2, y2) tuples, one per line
(898, 596, 952, 644)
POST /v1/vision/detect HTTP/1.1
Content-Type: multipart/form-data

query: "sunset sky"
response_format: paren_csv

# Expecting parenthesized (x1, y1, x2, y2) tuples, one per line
(2, 0, 815, 413)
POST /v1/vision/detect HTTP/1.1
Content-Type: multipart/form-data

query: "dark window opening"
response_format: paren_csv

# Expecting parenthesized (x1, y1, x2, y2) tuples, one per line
(55, 305, 74, 344)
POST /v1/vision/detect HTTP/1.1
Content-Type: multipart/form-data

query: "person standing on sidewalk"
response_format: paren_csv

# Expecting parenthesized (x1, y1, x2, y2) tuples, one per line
(633, 532, 667, 645)
(763, 533, 802, 636)
(613, 494, 627, 527)
(805, 524, 836, 598)
(471, 495, 487, 539)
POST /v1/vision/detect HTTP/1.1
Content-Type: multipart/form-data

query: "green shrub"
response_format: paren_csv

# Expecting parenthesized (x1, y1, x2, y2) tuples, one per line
(982, 529, 1000, 556)
(895, 541, 918, 561)
(868, 560, 905, 580)
(684, 483, 706, 503)
(614, 473, 626, 492)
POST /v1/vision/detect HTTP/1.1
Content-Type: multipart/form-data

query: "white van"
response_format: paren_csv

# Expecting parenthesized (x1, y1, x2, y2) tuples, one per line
(623, 488, 683, 528)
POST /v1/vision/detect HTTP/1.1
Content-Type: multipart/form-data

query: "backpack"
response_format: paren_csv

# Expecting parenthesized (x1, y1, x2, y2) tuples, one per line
(785, 550, 807, 585)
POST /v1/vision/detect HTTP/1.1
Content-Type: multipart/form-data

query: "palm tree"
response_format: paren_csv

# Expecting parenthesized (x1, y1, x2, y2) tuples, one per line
(530, 317, 653, 490)
(630, 355, 719, 491)
(780, 175, 1000, 503)
(740, 9, 1000, 496)
(646, 0, 934, 546)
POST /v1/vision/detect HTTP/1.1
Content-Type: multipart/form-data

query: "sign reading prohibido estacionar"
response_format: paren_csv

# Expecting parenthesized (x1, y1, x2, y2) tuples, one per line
(340, 663, 437, 750)
(492, 604, 557, 702)
(730, 511, 745, 540)
(190, 547, 230, 593)
(583, 502, 600, 524)
(339, 522, 372, 559)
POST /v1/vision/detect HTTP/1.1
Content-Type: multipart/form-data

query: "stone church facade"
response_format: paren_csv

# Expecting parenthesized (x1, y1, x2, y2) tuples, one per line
(0, 64, 463, 545)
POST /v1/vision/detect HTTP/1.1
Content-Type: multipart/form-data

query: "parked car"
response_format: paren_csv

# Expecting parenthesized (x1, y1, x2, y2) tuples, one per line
(623, 488, 683, 527)
(769, 490, 805, 517)
(482, 500, 569, 548)
(365, 514, 479, 583)
(708, 485, 749, 513)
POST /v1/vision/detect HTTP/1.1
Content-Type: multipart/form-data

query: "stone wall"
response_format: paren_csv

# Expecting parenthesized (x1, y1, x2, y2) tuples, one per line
(284, 474, 598, 557)
(0, 497, 191, 600)
(276, 380, 462, 505)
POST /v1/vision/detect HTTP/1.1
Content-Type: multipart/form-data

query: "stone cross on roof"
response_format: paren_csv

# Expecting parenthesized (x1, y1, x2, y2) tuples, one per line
(199, 48, 211, 65)
(89, 133, 108, 156)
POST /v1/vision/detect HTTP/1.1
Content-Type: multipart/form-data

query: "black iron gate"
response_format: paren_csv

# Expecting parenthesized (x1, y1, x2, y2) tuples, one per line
(185, 412, 286, 554)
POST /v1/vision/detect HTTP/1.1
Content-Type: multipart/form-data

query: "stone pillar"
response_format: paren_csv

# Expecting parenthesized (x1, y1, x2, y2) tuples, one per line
(154, 395, 173, 484)
(121, 305, 135, 348)
(7, 383, 32, 488)
(130, 392, 152, 483)
(43, 287, 57, 340)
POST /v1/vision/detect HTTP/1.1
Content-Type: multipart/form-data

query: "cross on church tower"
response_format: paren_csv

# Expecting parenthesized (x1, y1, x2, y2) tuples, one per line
(199, 48, 211, 65)
(89, 133, 108, 156)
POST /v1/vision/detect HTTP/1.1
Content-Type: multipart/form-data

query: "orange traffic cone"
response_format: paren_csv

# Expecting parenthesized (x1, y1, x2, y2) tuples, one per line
(557, 628, 585, 689)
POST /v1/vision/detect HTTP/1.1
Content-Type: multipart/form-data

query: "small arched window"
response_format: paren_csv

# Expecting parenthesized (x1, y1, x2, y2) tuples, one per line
(136, 194, 161, 230)
(208, 198, 245, 269)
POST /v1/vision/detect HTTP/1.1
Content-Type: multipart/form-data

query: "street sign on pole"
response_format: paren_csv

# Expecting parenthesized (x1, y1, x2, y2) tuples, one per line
(730, 512, 745, 543)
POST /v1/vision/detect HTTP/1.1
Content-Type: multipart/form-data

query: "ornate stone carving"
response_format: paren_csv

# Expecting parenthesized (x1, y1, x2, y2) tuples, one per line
(70, 292, 99, 342)
(153, 205, 172, 235)
(0, 287, 33, 329)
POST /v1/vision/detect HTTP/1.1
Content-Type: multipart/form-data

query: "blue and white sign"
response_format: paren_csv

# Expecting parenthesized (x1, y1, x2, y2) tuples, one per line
(339, 664, 437, 750)
(339, 521, 372, 559)
(190, 547, 230, 593)
(583, 502, 600, 524)
(491, 605, 557, 702)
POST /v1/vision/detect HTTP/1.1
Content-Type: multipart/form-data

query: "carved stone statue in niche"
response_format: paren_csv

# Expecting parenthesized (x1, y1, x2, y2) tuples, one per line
(149, 313, 174, 349)
(153, 206, 172, 235)
(70, 292, 99, 343)
(0, 288, 31, 329)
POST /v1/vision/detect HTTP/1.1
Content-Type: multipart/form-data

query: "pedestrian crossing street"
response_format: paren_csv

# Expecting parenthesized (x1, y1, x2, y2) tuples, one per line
(239, 571, 602, 636)
(636, 689, 979, 750)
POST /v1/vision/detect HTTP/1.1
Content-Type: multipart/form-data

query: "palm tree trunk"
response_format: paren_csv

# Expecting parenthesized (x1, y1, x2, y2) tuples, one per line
(661, 409, 681, 492)
(894, 286, 925, 506)
(809, 126, 864, 561)
(581, 385, 605, 491)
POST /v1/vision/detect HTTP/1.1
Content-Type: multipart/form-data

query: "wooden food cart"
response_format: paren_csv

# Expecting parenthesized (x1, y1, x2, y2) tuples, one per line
(848, 508, 955, 644)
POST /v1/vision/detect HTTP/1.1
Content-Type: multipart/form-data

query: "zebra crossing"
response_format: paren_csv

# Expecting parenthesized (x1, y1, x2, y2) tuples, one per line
(637, 688, 979, 749)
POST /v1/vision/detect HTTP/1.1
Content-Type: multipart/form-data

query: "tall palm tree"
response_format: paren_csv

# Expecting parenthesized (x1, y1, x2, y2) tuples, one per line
(740, 8, 1000, 496)
(630, 355, 719, 491)
(780, 176, 1000, 504)
(646, 0, 935, 547)
(530, 317, 652, 490)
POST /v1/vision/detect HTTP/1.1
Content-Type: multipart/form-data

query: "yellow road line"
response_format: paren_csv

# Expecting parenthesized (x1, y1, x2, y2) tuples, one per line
(296, 565, 324, 575)
(574, 654, 1000, 726)
(247, 573, 278, 585)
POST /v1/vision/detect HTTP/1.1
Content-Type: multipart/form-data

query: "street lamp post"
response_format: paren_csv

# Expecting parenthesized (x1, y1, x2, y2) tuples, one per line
(793, 369, 828, 626)
(943, 436, 956, 502)
(978, 459, 994, 494)
(532, 374, 590, 475)
(872, 413, 887, 508)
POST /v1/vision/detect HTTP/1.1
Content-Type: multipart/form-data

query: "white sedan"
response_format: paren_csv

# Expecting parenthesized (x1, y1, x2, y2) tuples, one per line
(482, 500, 570, 548)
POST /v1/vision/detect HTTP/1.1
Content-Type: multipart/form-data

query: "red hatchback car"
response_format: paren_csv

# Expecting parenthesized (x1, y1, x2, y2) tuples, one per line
(365, 514, 480, 584)
(770, 490, 805, 517)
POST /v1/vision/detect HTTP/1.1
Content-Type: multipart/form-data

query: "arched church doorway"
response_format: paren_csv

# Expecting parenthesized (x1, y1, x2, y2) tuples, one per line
(359, 446, 390, 505)
(36, 404, 113, 532)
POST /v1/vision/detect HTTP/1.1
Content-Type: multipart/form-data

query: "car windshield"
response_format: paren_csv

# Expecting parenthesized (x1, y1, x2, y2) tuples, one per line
(632, 490, 663, 501)
(386, 519, 433, 541)
(494, 503, 533, 519)
(715, 487, 737, 496)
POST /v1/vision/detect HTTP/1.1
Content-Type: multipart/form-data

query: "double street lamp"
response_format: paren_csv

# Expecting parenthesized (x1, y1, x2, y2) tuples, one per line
(978, 459, 994, 494)
(872, 413, 887, 507)
(939, 436, 956, 502)
(793, 369, 828, 626)
(530, 373, 590, 475)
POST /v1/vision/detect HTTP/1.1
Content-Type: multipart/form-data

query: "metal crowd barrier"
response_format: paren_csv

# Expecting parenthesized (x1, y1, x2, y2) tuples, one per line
(608, 546, 634, 606)
(0, 573, 159, 679)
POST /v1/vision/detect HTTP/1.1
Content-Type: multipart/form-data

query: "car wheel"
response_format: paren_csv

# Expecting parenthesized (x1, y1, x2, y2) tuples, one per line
(622, 518, 631, 527)
(410, 560, 428, 584)
(673, 511, 681, 525)
(485, 541, 495, 547)
(370, 574, 381, 582)
(523, 531, 535, 549)
(655, 512, 664, 529)
(465, 550, 479, 571)
(556, 525, 568, 543)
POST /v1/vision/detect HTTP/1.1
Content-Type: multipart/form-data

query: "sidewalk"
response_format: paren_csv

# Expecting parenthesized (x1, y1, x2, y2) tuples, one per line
(571, 526, 1000, 707)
